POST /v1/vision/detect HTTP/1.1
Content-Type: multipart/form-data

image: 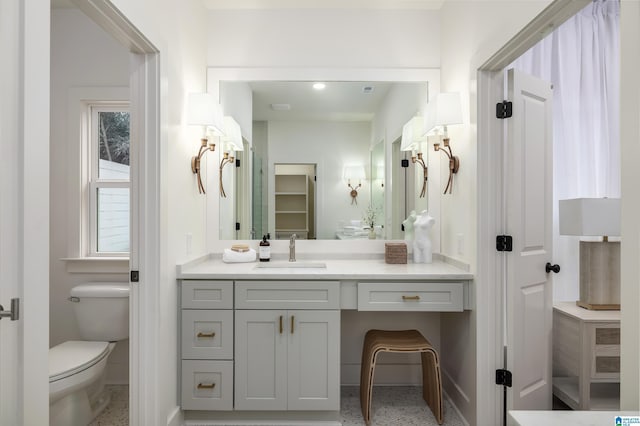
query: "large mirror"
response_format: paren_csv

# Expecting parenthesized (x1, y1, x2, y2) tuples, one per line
(220, 80, 431, 240)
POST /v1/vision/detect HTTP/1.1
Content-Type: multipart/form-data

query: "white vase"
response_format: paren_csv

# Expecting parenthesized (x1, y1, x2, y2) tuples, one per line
(368, 229, 376, 239)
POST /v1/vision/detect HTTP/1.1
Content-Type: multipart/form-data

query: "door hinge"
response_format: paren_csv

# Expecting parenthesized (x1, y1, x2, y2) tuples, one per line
(236, 222, 240, 231)
(401, 159, 409, 168)
(130, 270, 139, 282)
(235, 159, 240, 167)
(496, 369, 512, 387)
(496, 235, 513, 252)
(496, 101, 513, 119)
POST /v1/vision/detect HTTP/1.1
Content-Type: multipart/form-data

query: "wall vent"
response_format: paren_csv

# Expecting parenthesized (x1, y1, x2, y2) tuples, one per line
(362, 86, 374, 94)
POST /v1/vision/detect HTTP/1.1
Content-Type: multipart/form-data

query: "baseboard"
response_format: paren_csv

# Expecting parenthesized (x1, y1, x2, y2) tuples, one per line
(167, 405, 182, 426)
(441, 369, 471, 425)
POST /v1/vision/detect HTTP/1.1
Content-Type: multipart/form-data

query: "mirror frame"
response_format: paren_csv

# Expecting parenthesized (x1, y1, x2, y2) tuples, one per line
(206, 67, 441, 246)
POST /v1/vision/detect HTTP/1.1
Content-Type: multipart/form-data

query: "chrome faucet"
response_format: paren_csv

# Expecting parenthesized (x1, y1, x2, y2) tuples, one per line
(289, 233, 297, 262)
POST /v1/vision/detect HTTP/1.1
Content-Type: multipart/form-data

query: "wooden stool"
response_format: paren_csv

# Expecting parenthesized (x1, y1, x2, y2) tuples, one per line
(360, 329, 443, 425)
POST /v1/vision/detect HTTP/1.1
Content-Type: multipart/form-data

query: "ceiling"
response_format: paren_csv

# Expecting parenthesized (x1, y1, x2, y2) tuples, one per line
(247, 81, 395, 122)
(53, 0, 446, 10)
(203, 0, 445, 9)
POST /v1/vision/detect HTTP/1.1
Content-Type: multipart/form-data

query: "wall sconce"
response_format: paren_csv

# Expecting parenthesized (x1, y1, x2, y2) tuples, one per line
(219, 116, 243, 198)
(187, 92, 224, 194)
(559, 198, 621, 310)
(344, 165, 366, 205)
(400, 116, 429, 198)
(432, 92, 462, 194)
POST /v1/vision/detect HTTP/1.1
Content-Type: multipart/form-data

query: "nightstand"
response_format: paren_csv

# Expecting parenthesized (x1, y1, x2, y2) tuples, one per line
(552, 302, 620, 410)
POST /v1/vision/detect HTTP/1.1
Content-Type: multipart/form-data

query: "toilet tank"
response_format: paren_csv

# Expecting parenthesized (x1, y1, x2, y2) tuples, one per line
(70, 283, 129, 341)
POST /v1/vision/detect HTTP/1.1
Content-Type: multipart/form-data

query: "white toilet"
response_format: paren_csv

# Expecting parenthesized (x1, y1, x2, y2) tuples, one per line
(49, 283, 129, 426)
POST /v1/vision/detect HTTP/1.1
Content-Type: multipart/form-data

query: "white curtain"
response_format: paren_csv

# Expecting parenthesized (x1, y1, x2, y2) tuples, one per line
(510, 0, 620, 301)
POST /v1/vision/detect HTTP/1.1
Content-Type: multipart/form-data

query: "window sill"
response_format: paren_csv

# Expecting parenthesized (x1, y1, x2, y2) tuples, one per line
(61, 257, 129, 274)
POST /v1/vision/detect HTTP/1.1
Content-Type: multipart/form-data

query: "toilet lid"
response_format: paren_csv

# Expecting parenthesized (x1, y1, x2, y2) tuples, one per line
(49, 341, 110, 382)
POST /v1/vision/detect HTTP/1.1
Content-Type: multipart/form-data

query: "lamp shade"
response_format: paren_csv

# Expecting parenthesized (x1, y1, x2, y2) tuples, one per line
(435, 92, 462, 126)
(187, 92, 225, 135)
(400, 116, 424, 151)
(559, 198, 620, 236)
(223, 116, 243, 151)
(343, 165, 366, 182)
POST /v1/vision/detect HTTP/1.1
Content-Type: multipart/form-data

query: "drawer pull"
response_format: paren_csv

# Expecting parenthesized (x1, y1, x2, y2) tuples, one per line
(291, 315, 295, 334)
(197, 332, 216, 338)
(279, 315, 283, 334)
(197, 382, 216, 390)
(402, 295, 420, 301)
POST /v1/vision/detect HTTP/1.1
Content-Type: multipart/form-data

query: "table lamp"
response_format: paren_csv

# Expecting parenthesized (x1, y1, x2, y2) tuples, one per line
(559, 198, 620, 310)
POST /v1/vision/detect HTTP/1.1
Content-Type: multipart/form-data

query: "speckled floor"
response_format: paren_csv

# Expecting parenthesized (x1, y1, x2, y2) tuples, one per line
(87, 385, 465, 425)
(88, 384, 129, 426)
(341, 386, 465, 425)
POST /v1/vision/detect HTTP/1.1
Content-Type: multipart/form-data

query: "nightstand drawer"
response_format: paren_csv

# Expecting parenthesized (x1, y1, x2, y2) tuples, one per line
(182, 310, 233, 359)
(591, 324, 620, 379)
(181, 360, 233, 410)
(357, 282, 463, 312)
(181, 280, 233, 309)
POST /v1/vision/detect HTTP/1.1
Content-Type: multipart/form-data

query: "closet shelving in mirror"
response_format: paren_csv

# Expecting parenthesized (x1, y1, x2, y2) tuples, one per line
(274, 174, 309, 239)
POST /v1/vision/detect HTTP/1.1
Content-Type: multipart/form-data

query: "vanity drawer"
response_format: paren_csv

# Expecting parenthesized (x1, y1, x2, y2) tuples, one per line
(235, 280, 340, 310)
(357, 282, 463, 312)
(181, 360, 233, 411)
(181, 280, 233, 309)
(182, 310, 233, 359)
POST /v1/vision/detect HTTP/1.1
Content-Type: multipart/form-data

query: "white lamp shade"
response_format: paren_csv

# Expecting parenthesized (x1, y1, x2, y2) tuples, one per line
(435, 92, 463, 126)
(559, 198, 620, 236)
(223, 116, 243, 151)
(422, 98, 438, 136)
(343, 165, 366, 182)
(400, 116, 424, 151)
(187, 92, 225, 134)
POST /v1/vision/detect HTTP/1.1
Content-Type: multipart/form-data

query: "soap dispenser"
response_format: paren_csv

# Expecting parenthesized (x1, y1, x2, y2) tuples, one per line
(259, 235, 271, 262)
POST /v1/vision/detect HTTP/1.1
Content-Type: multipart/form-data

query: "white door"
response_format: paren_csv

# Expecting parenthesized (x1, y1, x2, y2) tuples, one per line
(287, 310, 340, 410)
(505, 68, 554, 410)
(1, 0, 50, 425)
(235, 310, 287, 410)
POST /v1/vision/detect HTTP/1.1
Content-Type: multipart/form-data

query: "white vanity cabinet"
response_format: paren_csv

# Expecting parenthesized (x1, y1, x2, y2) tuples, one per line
(234, 280, 341, 411)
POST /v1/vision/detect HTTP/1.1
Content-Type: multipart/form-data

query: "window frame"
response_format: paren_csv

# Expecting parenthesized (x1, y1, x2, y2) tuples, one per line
(87, 102, 131, 257)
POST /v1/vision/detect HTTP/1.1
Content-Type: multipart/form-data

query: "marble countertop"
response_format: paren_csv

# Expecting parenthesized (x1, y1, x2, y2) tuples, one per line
(176, 254, 473, 281)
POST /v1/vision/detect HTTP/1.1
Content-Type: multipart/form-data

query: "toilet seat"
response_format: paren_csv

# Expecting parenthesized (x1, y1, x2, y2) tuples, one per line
(49, 341, 110, 382)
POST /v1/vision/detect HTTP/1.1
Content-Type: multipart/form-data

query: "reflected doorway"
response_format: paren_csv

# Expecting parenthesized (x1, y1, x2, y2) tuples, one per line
(274, 163, 316, 240)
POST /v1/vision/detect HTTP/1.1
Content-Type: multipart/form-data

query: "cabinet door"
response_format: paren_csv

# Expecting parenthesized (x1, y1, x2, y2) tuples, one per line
(287, 310, 340, 410)
(234, 310, 287, 410)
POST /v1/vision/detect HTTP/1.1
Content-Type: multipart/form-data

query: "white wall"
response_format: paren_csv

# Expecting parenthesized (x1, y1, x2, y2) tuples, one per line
(91, 0, 211, 423)
(207, 9, 440, 68)
(268, 121, 371, 239)
(50, 9, 131, 383)
(439, 1, 554, 424)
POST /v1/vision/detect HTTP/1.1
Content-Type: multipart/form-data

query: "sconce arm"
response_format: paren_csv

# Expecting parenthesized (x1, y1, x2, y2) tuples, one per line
(191, 138, 216, 194)
(219, 152, 235, 198)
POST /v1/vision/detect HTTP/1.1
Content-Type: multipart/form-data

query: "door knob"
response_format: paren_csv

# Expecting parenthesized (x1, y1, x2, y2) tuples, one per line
(545, 263, 560, 274)
(0, 298, 19, 321)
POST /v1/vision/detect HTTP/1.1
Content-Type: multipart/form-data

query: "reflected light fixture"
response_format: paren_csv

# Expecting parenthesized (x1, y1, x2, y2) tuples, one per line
(219, 116, 243, 198)
(400, 116, 429, 198)
(187, 92, 224, 194)
(344, 165, 366, 205)
(432, 92, 462, 194)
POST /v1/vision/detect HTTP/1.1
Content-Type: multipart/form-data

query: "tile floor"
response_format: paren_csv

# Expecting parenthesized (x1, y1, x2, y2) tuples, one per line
(89, 384, 129, 426)
(89, 385, 467, 425)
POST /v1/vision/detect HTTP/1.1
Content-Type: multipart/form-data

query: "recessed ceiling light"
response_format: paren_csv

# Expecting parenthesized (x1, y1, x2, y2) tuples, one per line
(313, 82, 326, 91)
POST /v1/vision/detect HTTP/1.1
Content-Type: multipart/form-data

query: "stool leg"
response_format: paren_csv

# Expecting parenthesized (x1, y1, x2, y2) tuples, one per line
(421, 350, 444, 425)
(360, 349, 378, 425)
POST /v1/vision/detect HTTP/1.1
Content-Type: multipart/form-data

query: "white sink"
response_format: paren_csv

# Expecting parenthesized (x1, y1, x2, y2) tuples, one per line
(254, 261, 327, 269)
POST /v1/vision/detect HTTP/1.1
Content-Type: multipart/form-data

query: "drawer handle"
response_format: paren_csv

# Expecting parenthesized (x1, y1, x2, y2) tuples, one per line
(402, 295, 420, 301)
(291, 315, 295, 334)
(197, 332, 216, 338)
(197, 382, 216, 390)
(279, 315, 283, 334)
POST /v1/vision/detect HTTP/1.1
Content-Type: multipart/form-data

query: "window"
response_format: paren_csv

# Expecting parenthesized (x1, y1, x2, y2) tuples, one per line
(88, 104, 130, 256)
